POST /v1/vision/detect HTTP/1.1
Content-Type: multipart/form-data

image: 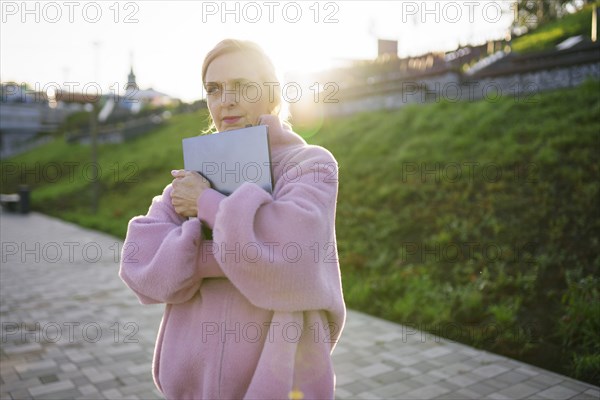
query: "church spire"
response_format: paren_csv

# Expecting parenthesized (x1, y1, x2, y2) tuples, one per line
(126, 51, 137, 90)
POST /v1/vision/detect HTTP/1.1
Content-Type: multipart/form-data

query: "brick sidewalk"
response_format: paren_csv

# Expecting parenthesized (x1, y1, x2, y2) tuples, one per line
(1, 211, 599, 399)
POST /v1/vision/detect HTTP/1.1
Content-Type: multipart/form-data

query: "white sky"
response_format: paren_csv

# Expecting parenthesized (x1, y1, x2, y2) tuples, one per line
(1, 0, 514, 102)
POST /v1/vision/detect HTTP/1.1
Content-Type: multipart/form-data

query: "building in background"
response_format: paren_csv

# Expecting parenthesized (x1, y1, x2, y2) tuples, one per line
(378, 39, 398, 59)
(122, 66, 177, 114)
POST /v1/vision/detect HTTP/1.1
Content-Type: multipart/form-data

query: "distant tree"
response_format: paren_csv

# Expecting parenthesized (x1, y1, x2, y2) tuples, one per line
(514, 0, 587, 29)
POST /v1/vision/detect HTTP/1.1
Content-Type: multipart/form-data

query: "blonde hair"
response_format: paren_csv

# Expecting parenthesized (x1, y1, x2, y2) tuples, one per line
(202, 39, 288, 132)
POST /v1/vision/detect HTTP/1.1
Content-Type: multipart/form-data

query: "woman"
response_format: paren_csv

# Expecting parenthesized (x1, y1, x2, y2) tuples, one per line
(119, 39, 345, 399)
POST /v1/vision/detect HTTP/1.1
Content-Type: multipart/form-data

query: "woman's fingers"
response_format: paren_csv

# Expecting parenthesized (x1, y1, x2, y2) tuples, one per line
(171, 170, 208, 186)
(170, 170, 209, 218)
(171, 169, 186, 178)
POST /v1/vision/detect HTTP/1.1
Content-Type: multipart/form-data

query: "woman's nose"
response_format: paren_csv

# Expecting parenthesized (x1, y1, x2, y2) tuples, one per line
(221, 84, 240, 106)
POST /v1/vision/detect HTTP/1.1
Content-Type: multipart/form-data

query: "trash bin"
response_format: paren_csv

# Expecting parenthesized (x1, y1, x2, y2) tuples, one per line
(18, 185, 30, 214)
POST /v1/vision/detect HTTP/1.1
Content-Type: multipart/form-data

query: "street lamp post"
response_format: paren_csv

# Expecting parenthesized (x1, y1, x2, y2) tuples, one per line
(91, 41, 100, 214)
(90, 102, 99, 214)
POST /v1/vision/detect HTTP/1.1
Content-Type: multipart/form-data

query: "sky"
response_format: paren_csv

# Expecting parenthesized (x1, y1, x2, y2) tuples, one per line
(1, 0, 516, 102)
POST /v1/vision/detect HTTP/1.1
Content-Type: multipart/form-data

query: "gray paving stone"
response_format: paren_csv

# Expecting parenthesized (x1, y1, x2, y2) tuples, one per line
(439, 362, 476, 378)
(530, 373, 565, 387)
(561, 379, 597, 393)
(75, 394, 107, 400)
(28, 380, 75, 397)
(472, 364, 511, 379)
(332, 350, 362, 364)
(421, 346, 454, 359)
(428, 368, 454, 380)
(460, 348, 481, 357)
(486, 393, 512, 400)
(356, 362, 395, 378)
(536, 384, 579, 399)
(404, 377, 435, 391)
(436, 380, 461, 393)
(390, 345, 420, 357)
(374, 331, 404, 343)
(465, 381, 498, 396)
(583, 388, 600, 398)
(334, 371, 361, 387)
(0, 377, 42, 393)
(59, 362, 78, 373)
(63, 350, 94, 363)
(436, 351, 471, 365)
(0, 371, 18, 387)
(371, 381, 413, 397)
(412, 373, 443, 385)
(14, 359, 58, 376)
(355, 392, 384, 400)
(3, 343, 43, 355)
(334, 387, 354, 399)
(101, 388, 124, 399)
(93, 378, 123, 391)
(411, 360, 443, 374)
(495, 382, 541, 399)
(333, 361, 359, 374)
(524, 377, 555, 391)
(569, 393, 600, 400)
(125, 364, 150, 376)
(106, 344, 143, 357)
(338, 379, 380, 395)
(513, 366, 539, 379)
(436, 388, 482, 399)
(81, 367, 114, 384)
(496, 370, 531, 385)
(403, 383, 451, 399)
(371, 369, 411, 385)
(6, 389, 34, 400)
(396, 355, 422, 366)
(70, 375, 91, 387)
(119, 381, 158, 396)
(35, 388, 81, 400)
(38, 375, 59, 384)
(77, 384, 99, 396)
(399, 366, 422, 377)
(484, 377, 514, 390)
(136, 390, 163, 400)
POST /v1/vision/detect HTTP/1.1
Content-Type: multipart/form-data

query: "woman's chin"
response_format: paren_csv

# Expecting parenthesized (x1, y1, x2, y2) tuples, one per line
(221, 124, 245, 132)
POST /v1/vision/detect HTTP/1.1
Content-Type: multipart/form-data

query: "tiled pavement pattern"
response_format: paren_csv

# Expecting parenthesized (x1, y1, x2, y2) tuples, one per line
(1, 210, 599, 400)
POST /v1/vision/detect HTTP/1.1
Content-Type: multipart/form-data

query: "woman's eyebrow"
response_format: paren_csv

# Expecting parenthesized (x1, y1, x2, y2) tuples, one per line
(207, 78, 252, 84)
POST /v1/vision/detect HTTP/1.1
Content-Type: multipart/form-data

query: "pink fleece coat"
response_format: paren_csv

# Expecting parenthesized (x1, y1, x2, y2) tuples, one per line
(119, 115, 346, 399)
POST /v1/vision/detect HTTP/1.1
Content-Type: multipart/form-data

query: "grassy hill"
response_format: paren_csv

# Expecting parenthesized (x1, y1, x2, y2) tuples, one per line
(512, 2, 599, 54)
(2, 80, 599, 383)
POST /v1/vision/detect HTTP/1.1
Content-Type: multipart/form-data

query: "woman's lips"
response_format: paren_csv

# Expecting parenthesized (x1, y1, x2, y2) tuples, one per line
(222, 117, 241, 124)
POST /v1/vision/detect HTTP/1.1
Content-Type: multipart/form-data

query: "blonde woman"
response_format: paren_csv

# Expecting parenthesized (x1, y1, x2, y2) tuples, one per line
(120, 39, 345, 399)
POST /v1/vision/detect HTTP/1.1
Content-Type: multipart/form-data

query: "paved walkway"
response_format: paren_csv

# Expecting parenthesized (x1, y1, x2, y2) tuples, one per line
(1, 210, 598, 400)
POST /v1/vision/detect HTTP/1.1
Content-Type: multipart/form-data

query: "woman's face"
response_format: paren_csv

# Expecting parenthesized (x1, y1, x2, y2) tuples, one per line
(204, 51, 272, 132)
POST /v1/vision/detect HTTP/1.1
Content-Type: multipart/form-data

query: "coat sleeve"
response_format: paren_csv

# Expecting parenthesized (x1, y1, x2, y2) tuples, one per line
(202, 145, 344, 314)
(119, 184, 226, 305)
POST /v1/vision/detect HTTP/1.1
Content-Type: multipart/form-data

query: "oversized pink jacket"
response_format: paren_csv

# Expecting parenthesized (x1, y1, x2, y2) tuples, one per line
(119, 115, 346, 399)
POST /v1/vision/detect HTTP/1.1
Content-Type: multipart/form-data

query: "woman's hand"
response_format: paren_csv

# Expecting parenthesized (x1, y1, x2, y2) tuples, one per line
(170, 170, 211, 218)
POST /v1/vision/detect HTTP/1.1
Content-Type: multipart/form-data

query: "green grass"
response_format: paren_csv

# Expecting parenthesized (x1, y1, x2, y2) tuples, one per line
(2, 81, 599, 384)
(512, 2, 598, 54)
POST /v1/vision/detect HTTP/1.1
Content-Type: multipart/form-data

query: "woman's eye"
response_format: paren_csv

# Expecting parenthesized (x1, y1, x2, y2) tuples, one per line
(206, 85, 220, 95)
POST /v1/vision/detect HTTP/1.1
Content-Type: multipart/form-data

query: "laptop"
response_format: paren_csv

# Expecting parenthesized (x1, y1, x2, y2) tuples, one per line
(182, 125, 273, 196)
